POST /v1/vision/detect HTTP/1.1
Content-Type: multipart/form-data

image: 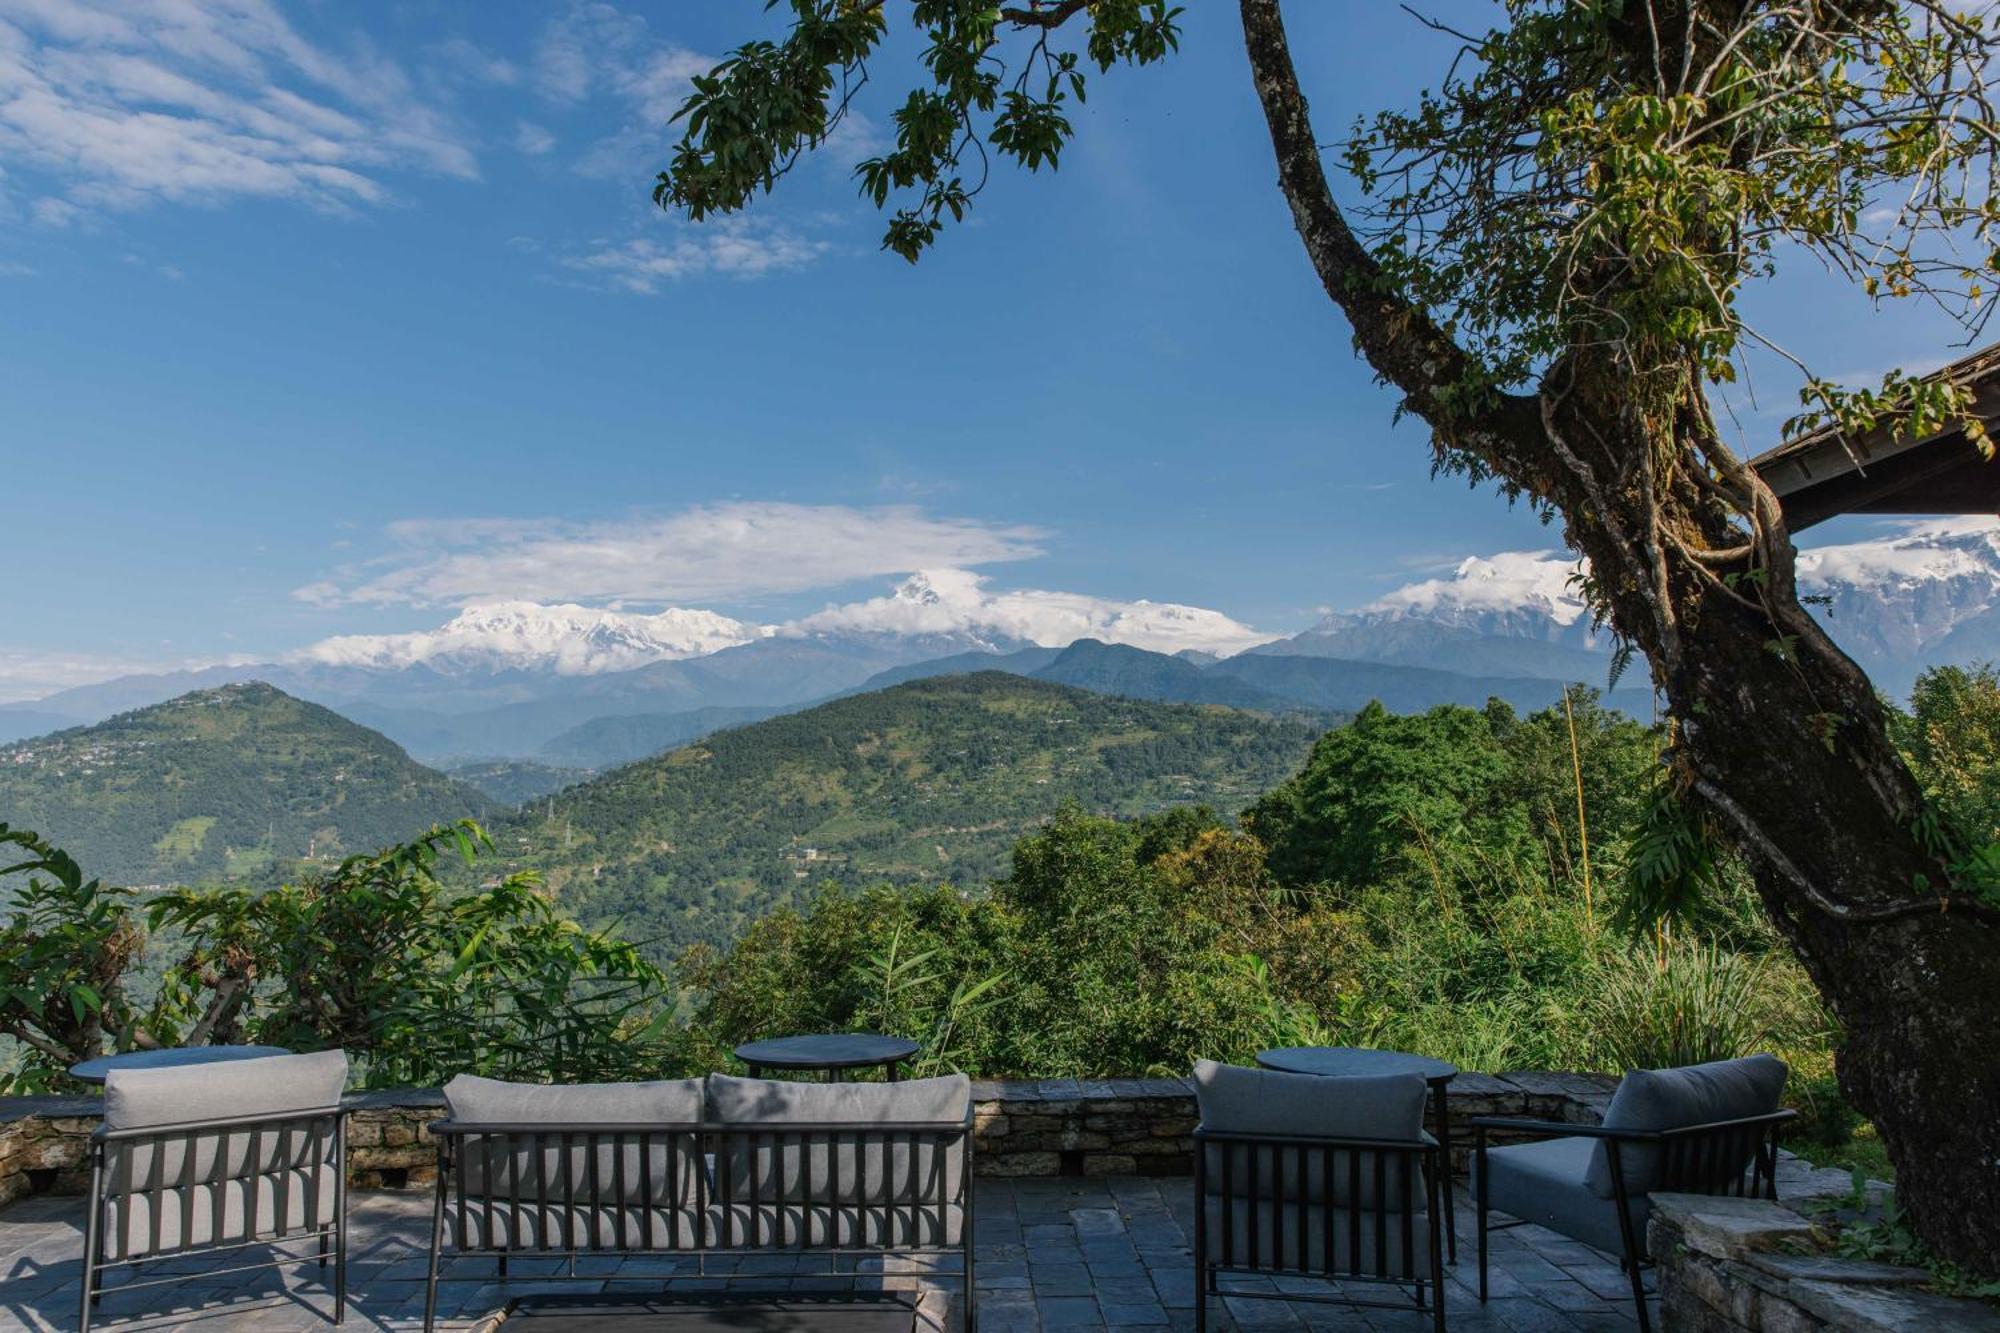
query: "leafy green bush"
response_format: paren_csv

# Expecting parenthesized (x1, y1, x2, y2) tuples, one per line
(0, 824, 144, 1092)
(148, 823, 677, 1087)
(1587, 941, 1814, 1072)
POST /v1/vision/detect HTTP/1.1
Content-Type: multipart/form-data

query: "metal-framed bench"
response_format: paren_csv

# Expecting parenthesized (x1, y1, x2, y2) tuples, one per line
(422, 1073, 976, 1332)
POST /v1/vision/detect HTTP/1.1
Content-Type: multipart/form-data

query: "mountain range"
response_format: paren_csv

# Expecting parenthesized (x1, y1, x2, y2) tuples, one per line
(5, 518, 1998, 764)
(0, 683, 495, 885)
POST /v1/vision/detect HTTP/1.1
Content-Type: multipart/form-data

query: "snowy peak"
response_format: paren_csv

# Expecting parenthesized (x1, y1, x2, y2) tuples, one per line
(787, 569, 1279, 657)
(296, 600, 762, 677)
(1325, 551, 1597, 646)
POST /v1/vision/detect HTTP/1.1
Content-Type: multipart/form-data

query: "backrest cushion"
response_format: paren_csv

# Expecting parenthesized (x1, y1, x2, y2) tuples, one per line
(103, 1050, 348, 1194)
(443, 1074, 704, 1125)
(1193, 1060, 1430, 1209)
(442, 1074, 705, 1207)
(105, 1049, 348, 1131)
(709, 1073, 970, 1206)
(1586, 1054, 1788, 1199)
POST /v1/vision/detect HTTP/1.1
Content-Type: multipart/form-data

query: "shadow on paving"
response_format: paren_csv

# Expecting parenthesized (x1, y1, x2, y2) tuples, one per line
(0, 1178, 1657, 1332)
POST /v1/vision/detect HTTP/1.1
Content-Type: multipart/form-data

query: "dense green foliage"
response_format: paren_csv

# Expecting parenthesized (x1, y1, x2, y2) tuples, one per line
(503, 673, 1319, 959)
(1, 822, 674, 1093)
(679, 691, 1819, 1084)
(0, 683, 492, 886)
(0, 824, 145, 1092)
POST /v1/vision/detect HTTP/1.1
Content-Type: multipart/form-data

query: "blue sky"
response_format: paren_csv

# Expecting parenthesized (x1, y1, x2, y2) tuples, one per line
(0, 0, 1972, 700)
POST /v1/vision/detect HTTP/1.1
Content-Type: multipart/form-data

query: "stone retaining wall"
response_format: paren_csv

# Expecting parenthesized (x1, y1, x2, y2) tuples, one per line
(1650, 1192, 2000, 1331)
(0, 1068, 1616, 1206)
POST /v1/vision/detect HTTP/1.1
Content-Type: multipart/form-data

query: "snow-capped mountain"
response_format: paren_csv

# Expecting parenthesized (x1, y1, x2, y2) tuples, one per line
(786, 569, 1278, 658)
(1797, 519, 2000, 691)
(295, 600, 763, 677)
(1254, 521, 2000, 695)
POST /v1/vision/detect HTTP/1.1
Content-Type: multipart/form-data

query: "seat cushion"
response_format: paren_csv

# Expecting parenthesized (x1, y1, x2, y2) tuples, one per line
(450, 1200, 705, 1253)
(1478, 1136, 1648, 1258)
(714, 1201, 965, 1250)
(103, 1050, 348, 1192)
(443, 1074, 706, 1207)
(1202, 1194, 1431, 1279)
(708, 1074, 969, 1207)
(1193, 1060, 1429, 1208)
(102, 1164, 338, 1261)
(1587, 1054, 1788, 1198)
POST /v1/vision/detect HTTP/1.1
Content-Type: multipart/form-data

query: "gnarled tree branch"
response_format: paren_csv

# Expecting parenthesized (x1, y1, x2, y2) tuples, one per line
(1237, 0, 1544, 480)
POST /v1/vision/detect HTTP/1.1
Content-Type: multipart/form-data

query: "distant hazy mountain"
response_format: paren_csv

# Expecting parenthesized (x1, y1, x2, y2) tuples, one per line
(1032, 640, 1304, 711)
(444, 759, 595, 806)
(0, 707, 87, 745)
(1210, 651, 1652, 716)
(503, 672, 1321, 958)
(1253, 617, 1614, 684)
(0, 683, 490, 885)
(536, 705, 789, 769)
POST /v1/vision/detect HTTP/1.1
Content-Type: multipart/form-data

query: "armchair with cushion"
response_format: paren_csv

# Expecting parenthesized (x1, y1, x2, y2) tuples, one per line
(79, 1049, 351, 1332)
(1471, 1053, 1794, 1333)
(1192, 1059, 1446, 1333)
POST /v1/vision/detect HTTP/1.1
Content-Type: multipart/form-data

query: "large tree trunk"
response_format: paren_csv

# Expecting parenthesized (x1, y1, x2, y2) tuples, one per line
(1238, 0, 2000, 1269)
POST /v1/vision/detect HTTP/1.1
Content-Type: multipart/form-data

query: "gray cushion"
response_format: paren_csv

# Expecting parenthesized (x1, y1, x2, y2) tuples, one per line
(443, 1073, 704, 1125)
(102, 1165, 337, 1261)
(443, 1074, 705, 1207)
(1202, 1194, 1431, 1278)
(1586, 1054, 1788, 1198)
(104, 1049, 347, 1131)
(450, 1201, 705, 1252)
(1478, 1136, 1648, 1258)
(102, 1050, 348, 1193)
(715, 1202, 965, 1249)
(1193, 1060, 1430, 1208)
(708, 1073, 970, 1206)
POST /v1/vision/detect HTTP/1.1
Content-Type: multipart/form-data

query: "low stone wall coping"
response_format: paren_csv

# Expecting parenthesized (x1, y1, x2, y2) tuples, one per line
(1651, 1189, 2000, 1331)
(2, 1067, 1620, 1207)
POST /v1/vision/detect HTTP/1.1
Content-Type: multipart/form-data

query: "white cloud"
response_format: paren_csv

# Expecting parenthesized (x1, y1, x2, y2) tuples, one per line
(529, 3, 709, 178)
(562, 221, 829, 292)
(513, 119, 555, 155)
(296, 502, 1048, 609)
(0, 647, 238, 704)
(0, 0, 475, 220)
(0, 257, 31, 275)
(789, 569, 1279, 657)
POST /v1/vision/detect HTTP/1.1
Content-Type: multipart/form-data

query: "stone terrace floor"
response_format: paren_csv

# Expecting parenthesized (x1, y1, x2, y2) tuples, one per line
(0, 1177, 1669, 1333)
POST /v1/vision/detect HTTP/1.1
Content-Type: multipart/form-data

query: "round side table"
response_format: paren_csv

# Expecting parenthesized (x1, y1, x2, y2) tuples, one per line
(733, 1033, 921, 1082)
(68, 1044, 294, 1086)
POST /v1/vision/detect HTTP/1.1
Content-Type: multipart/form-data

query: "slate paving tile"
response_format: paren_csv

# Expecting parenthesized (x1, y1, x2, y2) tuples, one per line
(1036, 1295, 1104, 1328)
(1099, 1302, 1168, 1327)
(1027, 1262, 1094, 1297)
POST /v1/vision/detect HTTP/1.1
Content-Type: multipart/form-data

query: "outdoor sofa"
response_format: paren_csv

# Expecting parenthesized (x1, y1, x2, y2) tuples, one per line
(1191, 1059, 1447, 1332)
(1471, 1052, 1795, 1333)
(422, 1070, 976, 1332)
(78, 1049, 351, 1332)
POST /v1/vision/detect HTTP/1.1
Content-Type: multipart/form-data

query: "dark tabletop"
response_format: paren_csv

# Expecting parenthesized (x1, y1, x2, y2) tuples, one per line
(68, 1044, 293, 1085)
(733, 1033, 921, 1070)
(1255, 1045, 1459, 1084)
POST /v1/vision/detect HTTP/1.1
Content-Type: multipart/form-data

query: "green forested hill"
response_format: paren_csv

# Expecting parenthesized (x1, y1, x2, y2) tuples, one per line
(0, 682, 493, 885)
(502, 672, 1322, 956)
